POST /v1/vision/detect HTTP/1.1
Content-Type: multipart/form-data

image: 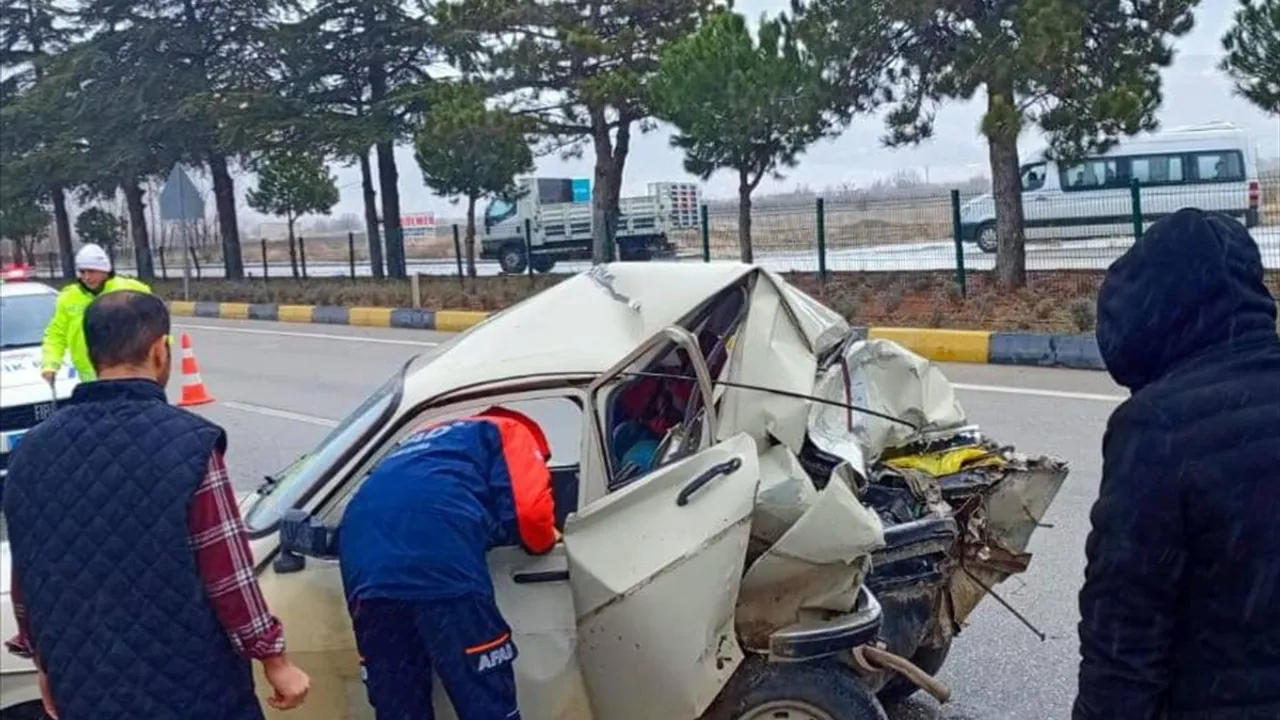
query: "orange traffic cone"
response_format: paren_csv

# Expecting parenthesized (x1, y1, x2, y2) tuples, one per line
(177, 332, 215, 407)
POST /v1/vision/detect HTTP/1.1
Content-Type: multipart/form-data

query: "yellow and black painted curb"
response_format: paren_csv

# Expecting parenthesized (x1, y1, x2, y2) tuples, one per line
(167, 301, 1105, 370)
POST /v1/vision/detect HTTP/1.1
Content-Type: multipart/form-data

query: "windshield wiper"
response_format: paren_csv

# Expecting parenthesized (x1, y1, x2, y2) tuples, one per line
(257, 454, 308, 496)
(257, 473, 283, 496)
(0, 341, 41, 350)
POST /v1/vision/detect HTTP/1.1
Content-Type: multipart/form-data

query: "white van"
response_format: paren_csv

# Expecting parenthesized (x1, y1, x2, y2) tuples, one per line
(959, 122, 1265, 252)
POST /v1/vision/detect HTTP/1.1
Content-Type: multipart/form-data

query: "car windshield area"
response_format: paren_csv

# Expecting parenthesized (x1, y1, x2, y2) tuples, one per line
(0, 292, 57, 349)
(242, 366, 404, 536)
(1020, 162, 1047, 192)
(484, 198, 517, 227)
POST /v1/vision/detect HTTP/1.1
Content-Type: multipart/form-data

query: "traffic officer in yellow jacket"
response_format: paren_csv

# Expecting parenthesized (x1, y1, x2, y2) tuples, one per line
(41, 244, 152, 382)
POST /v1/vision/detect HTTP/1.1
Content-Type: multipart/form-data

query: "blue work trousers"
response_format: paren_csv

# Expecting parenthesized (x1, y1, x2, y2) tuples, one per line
(351, 595, 521, 720)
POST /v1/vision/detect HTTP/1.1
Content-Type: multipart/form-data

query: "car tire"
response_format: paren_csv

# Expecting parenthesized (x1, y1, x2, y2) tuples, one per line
(705, 657, 888, 720)
(531, 255, 556, 273)
(975, 223, 998, 253)
(0, 701, 50, 720)
(498, 243, 527, 274)
(877, 640, 951, 705)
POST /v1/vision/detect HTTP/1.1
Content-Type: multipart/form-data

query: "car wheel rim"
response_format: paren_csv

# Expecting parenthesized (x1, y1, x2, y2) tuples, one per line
(738, 700, 835, 720)
(504, 252, 521, 269)
(979, 227, 997, 249)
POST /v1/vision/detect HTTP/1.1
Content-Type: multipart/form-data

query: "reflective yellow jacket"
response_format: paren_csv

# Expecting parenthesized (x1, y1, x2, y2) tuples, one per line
(41, 275, 153, 381)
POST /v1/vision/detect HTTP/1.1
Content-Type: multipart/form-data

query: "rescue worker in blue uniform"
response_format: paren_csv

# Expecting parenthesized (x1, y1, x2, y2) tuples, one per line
(339, 406, 558, 720)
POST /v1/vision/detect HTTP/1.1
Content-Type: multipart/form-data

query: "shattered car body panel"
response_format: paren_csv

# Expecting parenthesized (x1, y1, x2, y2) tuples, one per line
(736, 460, 885, 653)
(205, 262, 1067, 719)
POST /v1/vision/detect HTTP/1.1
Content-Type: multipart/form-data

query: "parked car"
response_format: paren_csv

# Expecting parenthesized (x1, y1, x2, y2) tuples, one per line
(1, 280, 78, 492)
(1, 279, 79, 719)
(0, 262, 1069, 720)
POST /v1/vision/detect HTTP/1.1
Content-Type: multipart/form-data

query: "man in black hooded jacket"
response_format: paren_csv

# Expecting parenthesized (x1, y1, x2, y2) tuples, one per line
(1073, 208, 1280, 720)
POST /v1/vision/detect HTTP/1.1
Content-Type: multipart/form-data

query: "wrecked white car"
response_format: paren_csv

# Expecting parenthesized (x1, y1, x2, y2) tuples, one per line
(114, 263, 1064, 719)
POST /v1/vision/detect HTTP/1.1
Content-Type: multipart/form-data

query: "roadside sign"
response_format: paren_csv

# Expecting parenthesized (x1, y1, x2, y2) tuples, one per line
(159, 166, 205, 221)
(159, 165, 203, 301)
(402, 213, 437, 239)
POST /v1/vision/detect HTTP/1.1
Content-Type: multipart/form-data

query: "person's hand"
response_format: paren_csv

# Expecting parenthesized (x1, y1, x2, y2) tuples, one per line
(554, 527, 563, 543)
(41, 370, 55, 385)
(38, 668, 57, 719)
(262, 654, 310, 710)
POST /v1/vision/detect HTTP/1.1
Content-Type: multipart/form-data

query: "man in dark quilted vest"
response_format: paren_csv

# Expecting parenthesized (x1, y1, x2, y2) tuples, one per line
(3, 291, 311, 719)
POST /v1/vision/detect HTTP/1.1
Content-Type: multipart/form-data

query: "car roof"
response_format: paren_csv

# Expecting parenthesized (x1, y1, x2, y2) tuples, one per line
(400, 261, 847, 404)
(0, 280, 58, 298)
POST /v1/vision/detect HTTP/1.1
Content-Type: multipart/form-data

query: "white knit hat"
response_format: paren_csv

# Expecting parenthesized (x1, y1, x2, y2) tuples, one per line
(75, 244, 112, 273)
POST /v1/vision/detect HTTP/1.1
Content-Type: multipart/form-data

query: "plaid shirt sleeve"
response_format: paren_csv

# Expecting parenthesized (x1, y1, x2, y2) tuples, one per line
(5, 572, 35, 661)
(189, 449, 286, 659)
(6, 450, 286, 662)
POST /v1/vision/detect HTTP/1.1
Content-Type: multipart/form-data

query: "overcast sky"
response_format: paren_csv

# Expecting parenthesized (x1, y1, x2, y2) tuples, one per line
(236, 1, 1279, 227)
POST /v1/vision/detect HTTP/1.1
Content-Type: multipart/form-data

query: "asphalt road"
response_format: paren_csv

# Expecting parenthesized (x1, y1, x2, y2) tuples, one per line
(157, 316, 1123, 720)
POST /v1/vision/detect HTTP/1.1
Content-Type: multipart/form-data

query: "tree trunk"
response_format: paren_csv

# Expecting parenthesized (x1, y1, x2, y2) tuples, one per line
(207, 152, 245, 279)
(983, 81, 1027, 289)
(287, 216, 300, 278)
(588, 112, 633, 264)
(18, 239, 36, 266)
(189, 240, 202, 278)
(368, 60, 405, 279)
(359, 150, 384, 279)
(605, 121, 630, 260)
(33, 40, 74, 279)
(50, 186, 74, 278)
(590, 156, 615, 264)
(122, 181, 154, 280)
(465, 194, 478, 281)
(737, 171, 754, 264)
(375, 141, 404, 278)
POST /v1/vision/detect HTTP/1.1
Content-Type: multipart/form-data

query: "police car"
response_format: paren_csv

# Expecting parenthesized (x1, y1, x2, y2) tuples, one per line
(0, 275, 78, 486)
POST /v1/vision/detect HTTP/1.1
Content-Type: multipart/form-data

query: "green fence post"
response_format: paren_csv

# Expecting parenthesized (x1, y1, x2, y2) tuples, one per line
(949, 189, 967, 298)
(700, 204, 711, 262)
(524, 218, 535, 285)
(815, 197, 827, 281)
(348, 231, 357, 279)
(1129, 177, 1143, 242)
(452, 224, 464, 287)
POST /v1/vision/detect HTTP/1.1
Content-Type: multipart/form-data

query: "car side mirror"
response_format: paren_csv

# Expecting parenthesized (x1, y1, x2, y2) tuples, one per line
(276, 509, 339, 574)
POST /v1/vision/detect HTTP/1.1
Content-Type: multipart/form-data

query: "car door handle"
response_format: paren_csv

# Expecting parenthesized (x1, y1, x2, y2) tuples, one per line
(677, 457, 743, 507)
(512, 570, 570, 584)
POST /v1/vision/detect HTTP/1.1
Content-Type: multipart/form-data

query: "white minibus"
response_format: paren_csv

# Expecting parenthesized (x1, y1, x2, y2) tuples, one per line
(959, 121, 1264, 252)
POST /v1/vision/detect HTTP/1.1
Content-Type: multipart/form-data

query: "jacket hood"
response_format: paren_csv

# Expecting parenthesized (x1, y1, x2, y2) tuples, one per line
(1096, 208, 1277, 391)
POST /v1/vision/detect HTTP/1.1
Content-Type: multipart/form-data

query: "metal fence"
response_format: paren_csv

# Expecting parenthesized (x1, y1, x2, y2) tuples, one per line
(13, 174, 1280, 287)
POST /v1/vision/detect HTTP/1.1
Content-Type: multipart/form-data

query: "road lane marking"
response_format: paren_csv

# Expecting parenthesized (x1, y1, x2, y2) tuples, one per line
(175, 323, 440, 347)
(222, 401, 340, 427)
(952, 382, 1126, 404)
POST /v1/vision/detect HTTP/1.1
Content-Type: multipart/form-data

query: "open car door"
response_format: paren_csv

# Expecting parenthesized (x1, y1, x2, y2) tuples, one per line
(564, 434, 759, 720)
(564, 324, 761, 720)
